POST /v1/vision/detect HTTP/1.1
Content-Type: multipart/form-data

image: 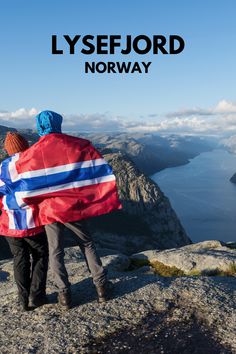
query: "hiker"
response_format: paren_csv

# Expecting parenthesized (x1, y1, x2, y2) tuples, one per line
(0, 132, 48, 311)
(2, 111, 121, 309)
(35, 111, 121, 308)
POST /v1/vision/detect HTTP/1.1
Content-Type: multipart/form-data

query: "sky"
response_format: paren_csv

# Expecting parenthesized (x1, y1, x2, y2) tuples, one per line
(0, 0, 236, 134)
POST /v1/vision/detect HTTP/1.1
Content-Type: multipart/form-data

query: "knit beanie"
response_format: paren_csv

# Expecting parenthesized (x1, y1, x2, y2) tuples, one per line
(4, 132, 29, 156)
(36, 110, 63, 137)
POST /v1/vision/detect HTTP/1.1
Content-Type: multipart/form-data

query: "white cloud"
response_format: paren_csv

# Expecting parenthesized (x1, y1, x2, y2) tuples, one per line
(166, 107, 213, 118)
(158, 100, 236, 134)
(0, 108, 39, 129)
(0, 109, 126, 132)
(1, 100, 236, 135)
(214, 100, 236, 114)
(0, 108, 38, 120)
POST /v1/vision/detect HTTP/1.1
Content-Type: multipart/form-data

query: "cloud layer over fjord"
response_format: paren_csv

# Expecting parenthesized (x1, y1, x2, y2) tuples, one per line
(1, 100, 236, 135)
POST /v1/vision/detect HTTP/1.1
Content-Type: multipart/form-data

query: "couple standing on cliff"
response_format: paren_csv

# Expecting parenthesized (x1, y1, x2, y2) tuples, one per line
(0, 110, 121, 311)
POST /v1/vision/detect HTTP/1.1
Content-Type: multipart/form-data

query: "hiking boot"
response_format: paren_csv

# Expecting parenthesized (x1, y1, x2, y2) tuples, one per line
(19, 298, 29, 312)
(58, 291, 72, 309)
(95, 281, 113, 303)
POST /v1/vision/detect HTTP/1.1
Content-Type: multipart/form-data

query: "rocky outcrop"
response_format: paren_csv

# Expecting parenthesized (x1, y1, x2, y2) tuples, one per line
(87, 152, 191, 255)
(131, 240, 236, 274)
(0, 244, 235, 353)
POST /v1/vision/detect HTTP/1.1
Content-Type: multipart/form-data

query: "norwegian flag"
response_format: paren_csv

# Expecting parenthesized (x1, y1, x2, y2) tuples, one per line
(0, 133, 122, 232)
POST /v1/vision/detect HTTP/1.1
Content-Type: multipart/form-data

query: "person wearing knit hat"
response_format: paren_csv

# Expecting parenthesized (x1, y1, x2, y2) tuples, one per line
(4, 131, 29, 156)
(1, 132, 48, 311)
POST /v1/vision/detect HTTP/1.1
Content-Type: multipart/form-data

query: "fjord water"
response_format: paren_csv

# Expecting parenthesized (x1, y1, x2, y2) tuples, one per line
(152, 149, 236, 243)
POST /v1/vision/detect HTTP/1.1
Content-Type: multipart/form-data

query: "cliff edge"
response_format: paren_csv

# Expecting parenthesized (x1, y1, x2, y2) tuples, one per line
(0, 241, 235, 353)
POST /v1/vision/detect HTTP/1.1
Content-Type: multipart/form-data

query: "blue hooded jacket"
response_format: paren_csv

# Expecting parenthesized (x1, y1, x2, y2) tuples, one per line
(36, 110, 63, 136)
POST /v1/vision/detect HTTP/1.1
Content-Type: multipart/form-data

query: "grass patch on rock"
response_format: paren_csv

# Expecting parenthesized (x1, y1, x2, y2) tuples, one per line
(150, 260, 185, 277)
(186, 263, 236, 277)
(128, 259, 185, 276)
(227, 262, 236, 274)
(129, 259, 236, 278)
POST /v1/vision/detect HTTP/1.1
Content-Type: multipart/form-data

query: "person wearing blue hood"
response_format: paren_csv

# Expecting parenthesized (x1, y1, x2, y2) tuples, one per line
(23, 110, 118, 309)
(36, 110, 63, 136)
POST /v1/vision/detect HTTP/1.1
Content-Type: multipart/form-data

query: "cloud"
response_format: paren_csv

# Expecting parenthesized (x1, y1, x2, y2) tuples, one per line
(63, 113, 125, 132)
(1, 100, 236, 135)
(0, 108, 38, 129)
(166, 100, 236, 119)
(0, 108, 38, 120)
(155, 100, 236, 135)
(148, 113, 159, 118)
(214, 100, 236, 114)
(166, 107, 213, 118)
(126, 116, 212, 133)
(0, 109, 126, 132)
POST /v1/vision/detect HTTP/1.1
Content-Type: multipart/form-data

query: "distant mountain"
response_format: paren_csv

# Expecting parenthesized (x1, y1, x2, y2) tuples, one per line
(85, 133, 218, 175)
(0, 125, 16, 133)
(0, 126, 218, 175)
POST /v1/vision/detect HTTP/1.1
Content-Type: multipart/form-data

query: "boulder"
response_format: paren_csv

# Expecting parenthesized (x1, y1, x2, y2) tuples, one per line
(131, 240, 236, 273)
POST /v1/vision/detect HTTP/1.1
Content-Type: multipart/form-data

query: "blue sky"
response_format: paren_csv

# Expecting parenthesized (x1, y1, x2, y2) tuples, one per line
(0, 0, 236, 134)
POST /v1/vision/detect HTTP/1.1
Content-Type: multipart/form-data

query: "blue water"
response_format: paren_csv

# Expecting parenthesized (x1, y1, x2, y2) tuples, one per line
(152, 149, 236, 243)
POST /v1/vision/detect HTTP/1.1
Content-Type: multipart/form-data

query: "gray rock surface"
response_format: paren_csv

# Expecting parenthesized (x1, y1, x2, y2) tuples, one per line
(131, 240, 236, 273)
(0, 245, 235, 353)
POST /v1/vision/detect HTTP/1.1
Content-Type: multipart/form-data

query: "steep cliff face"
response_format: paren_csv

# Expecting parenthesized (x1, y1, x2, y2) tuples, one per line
(87, 152, 191, 255)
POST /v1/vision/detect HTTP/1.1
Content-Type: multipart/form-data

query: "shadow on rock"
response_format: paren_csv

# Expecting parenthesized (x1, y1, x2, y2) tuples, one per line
(69, 274, 173, 308)
(83, 310, 232, 354)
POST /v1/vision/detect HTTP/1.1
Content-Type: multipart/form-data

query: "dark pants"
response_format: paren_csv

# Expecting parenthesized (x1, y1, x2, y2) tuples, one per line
(45, 220, 107, 293)
(6, 233, 48, 303)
